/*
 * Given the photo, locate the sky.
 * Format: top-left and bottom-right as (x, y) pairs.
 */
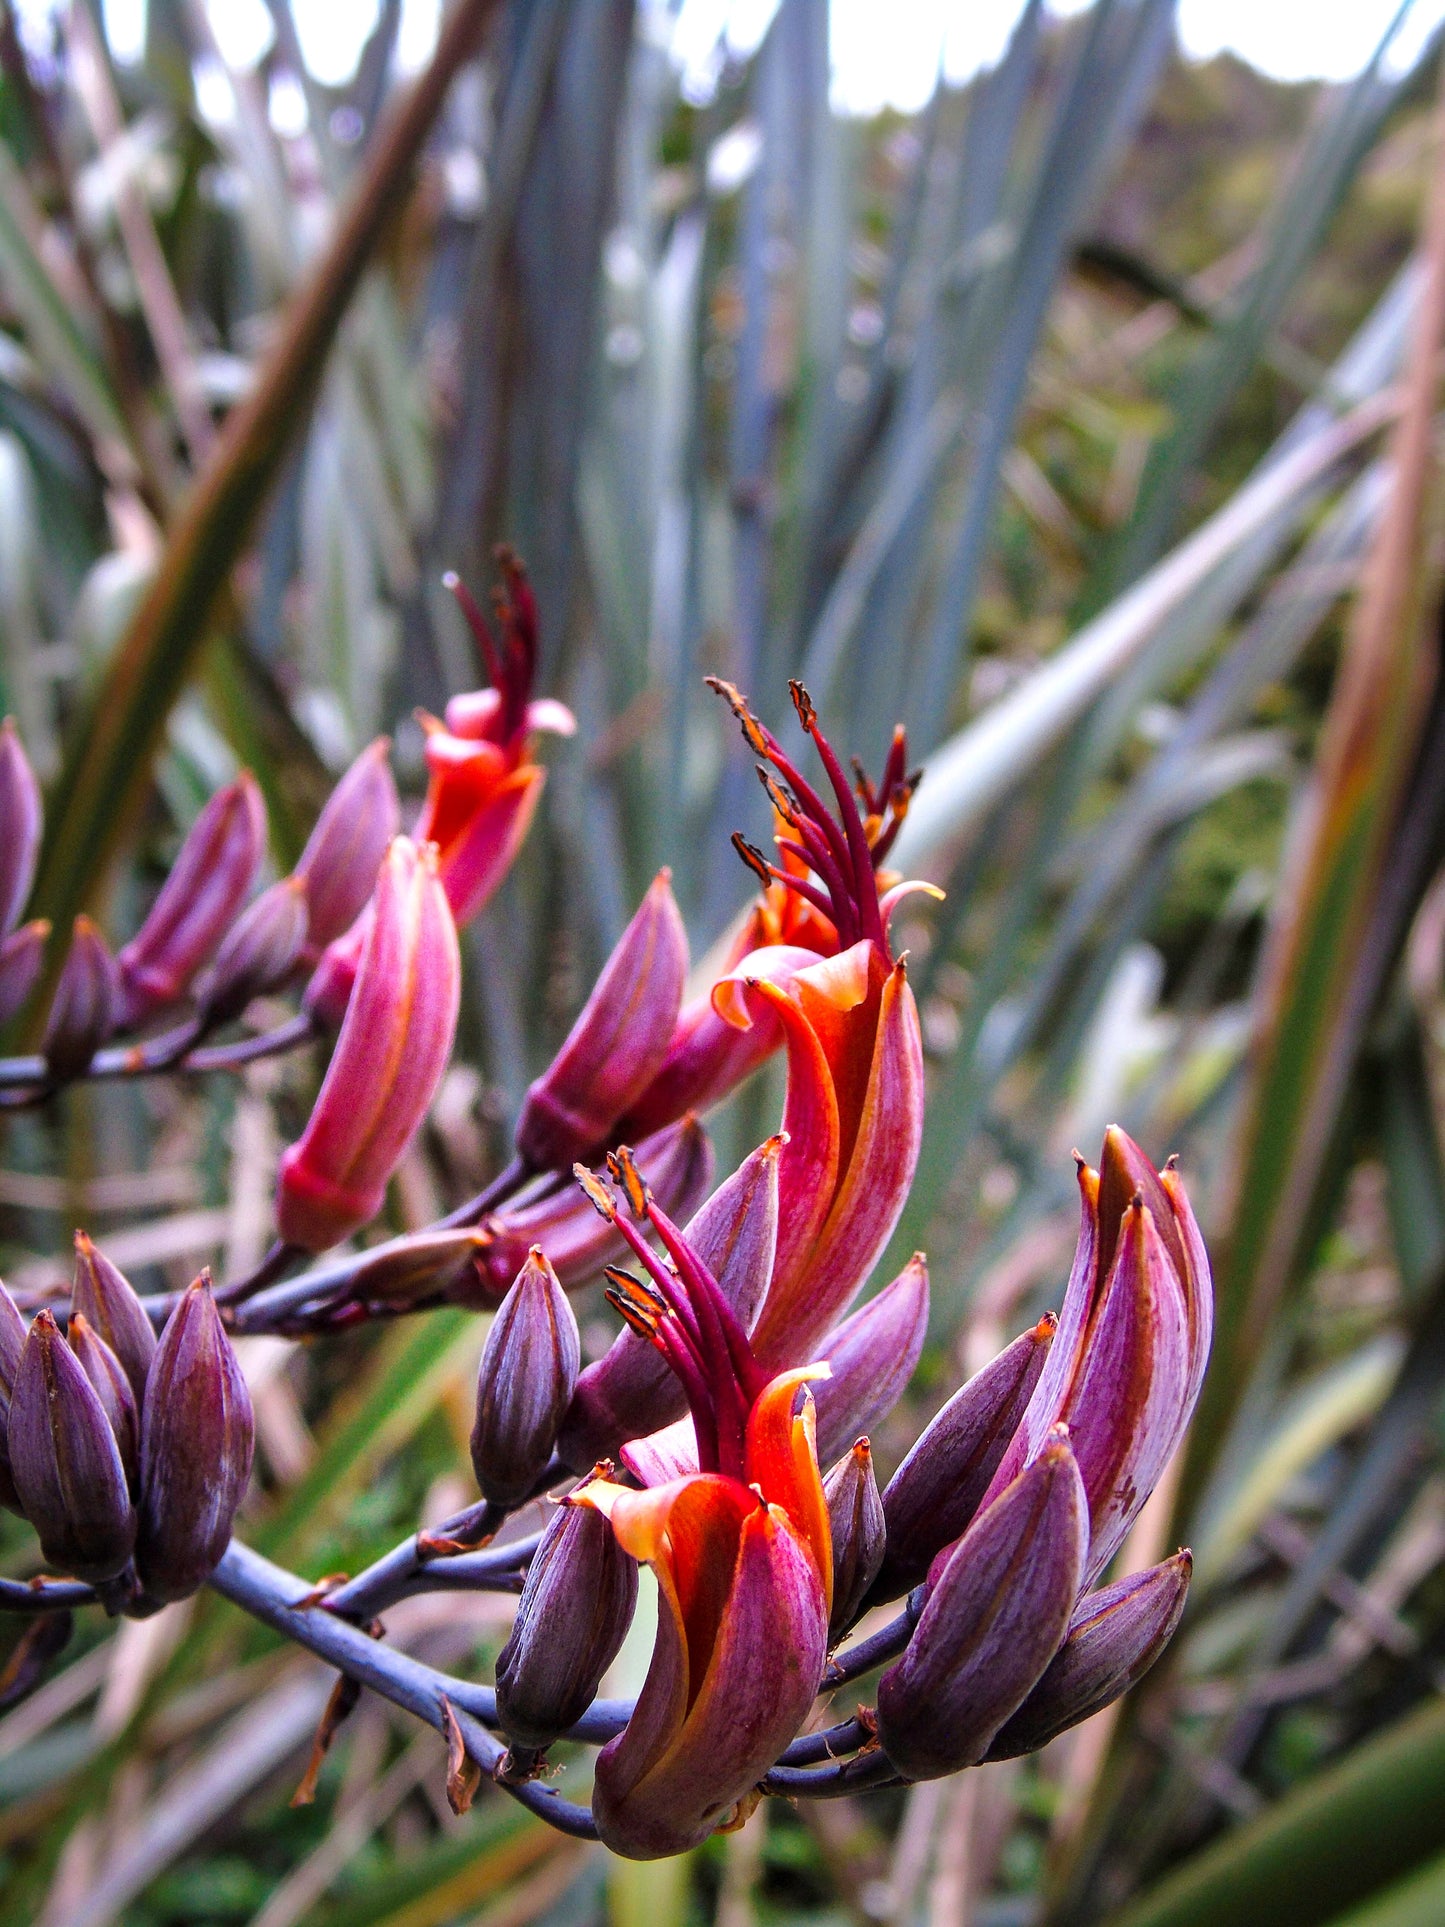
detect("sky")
(92, 0), (1445, 113)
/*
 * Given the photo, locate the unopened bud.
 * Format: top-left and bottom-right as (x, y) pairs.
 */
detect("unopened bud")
(515, 872), (688, 1170)
(7, 1310), (136, 1581)
(986, 1551), (1192, 1760)
(825, 1440), (886, 1638)
(0, 919), (47, 1026)
(44, 916), (120, 1078)
(67, 1313), (139, 1490)
(811, 1255), (930, 1468)
(0, 1280), (27, 1513)
(293, 737), (399, 948)
(197, 877), (309, 1026)
(278, 839), (460, 1251)
(116, 773), (267, 1026)
(496, 1485), (639, 1748)
(135, 1276), (254, 1602)
(71, 1233), (156, 1406)
(871, 1313), (1054, 1605)
(877, 1430), (1087, 1781)
(0, 718), (41, 937)
(471, 1249), (580, 1506)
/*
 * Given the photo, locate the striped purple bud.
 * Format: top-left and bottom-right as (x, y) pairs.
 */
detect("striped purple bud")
(825, 1439), (886, 1638)
(135, 1276), (254, 1602)
(876, 1428), (1087, 1781)
(43, 916), (120, 1079)
(67, 1313), (139, 1491)
(986, 1550), (1192, 1759)
(495, 1485), (639, 1749)
(471, 1248), (580, 1506)
(71, 1232), (156, 1407)
(466, 1117), (713, 1308)
(7, 1310), (136, 1582)
(873, 1313), (1055, 1605)
(0, 1280), (27, 1513)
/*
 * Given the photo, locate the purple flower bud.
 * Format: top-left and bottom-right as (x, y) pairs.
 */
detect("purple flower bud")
(825, 1439), (886, 1638)
(0, 919), (48, 1026)
(293, 737), (400, 948)
(986, 1551), (1192, 1759)
(876, 1428), (1087, 1781)
(871, 1313), (1055, 1605)
(978, 1132), (1210, 1588)
(71, 1232), (156, 1407)
(811, 1254), (930, 1468)
(136, 1276), (254, 1602)
(67, 1313), (139, 1491)
(515, 872), (689, 1170)
(0, 1280), (28, 1513)
(196, 877), (309, 1026)
(558, 1135), (781, 1470)
(7, 1310), (136, 1582)
(0, 718), (41, 937)
(496, 1487), (639, 1748)
(43, 916), (120, 1079)
(116, 773), (267, 1027)
(471, 1248), (580, 1506)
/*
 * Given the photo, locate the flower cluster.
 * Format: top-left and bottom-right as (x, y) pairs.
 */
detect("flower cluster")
(0, 1239), (253, 1608)
(0, 566), (1213, 1860)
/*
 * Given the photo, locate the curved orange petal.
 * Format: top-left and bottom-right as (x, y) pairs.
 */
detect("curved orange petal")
(593, 1499), (828, 1858)
(744, 1367), (832, 1603)
(735, 978), (840, 1318)
(755, 959), (923, 1362)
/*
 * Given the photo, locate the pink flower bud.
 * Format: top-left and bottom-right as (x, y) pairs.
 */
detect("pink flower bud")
(293, 737), (400, 949)
(0, 920), (48, 1026)
(515, 872), (688, 1170)
(44, 916), (120, 1079)
(116, 773), (266, 1026)
(277, 838), (461, 1251)
(0, 718), (41, 937)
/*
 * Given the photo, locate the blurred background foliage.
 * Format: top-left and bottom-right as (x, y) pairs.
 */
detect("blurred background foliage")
(6, 0), (1445, 1922)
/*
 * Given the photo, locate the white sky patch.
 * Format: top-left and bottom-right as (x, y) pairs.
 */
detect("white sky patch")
(71, 0), (1445, 115)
